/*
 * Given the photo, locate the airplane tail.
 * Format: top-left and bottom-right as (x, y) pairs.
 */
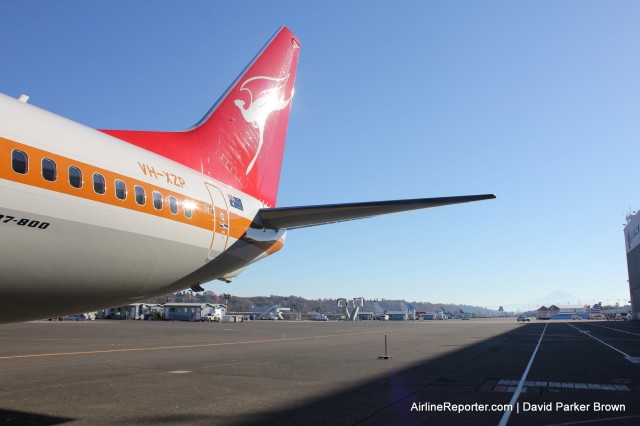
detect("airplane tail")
(101, 27), (300, 207)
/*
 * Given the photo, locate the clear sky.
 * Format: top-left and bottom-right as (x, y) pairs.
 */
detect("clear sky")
(1, 1), (638, 309)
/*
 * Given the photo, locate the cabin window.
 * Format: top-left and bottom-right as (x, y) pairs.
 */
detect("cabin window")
(115, 179), (127, 200)
(93, 173), (106, 195)
(42, 158), (57, 182)
(69, 166), (83, 188)
(152, 191), (163, 210)
(11, 150), (28, 174)
(133, 185), (147, 206)
(169, 196), (178, 215)
(184, 201), (193, 219)
(134, 186), (146, 205)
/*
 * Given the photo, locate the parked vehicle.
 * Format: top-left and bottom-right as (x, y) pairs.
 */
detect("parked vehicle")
(199, 313), (218, 322)
(517, 316), (530, 322)
(63, 314), (86, 321)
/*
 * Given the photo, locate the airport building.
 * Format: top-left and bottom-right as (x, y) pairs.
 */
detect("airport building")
(624, 211), (640, 320)
(163, 303), (225, 321)
(418, 313), (438, 320)
(556, 305), (588, 318)
(357, 312), (374, 321)
(386, 311), (408, 321)
(98, 304), (162, 320)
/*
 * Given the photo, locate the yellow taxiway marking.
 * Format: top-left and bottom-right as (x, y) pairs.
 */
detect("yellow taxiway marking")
(0, 329), (391, 360)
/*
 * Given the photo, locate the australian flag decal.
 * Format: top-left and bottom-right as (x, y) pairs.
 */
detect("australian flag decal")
(228, 194), (244, 211)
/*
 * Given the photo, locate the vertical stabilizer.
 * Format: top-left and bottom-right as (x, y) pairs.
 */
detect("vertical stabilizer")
(102, 27), (300, 207)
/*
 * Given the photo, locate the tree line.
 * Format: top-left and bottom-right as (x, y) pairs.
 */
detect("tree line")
(146, 291), (497, 315)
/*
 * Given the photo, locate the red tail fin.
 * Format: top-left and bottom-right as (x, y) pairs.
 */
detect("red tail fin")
(101, 27), (300, 207)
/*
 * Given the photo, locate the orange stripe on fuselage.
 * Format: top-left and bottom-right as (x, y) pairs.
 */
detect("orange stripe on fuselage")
(0, 136), (253, 239)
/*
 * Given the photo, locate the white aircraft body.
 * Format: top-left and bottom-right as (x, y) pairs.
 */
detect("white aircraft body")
(0, 27), (494, 323)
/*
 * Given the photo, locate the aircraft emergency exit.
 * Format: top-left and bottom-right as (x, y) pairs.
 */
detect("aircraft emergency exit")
(0, 27), (495, 323)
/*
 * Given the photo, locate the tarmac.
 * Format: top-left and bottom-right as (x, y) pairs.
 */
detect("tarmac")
(0, 318), (639, 425)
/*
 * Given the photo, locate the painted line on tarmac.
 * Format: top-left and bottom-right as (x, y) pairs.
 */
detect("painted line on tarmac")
(498, 322), (548, 426)
(0, 329), (391, 360)
(565, 322), (632, 358)
(492, 379), (629, 392)
(584, 323), (640, 337)
(543, 414), (640, 426)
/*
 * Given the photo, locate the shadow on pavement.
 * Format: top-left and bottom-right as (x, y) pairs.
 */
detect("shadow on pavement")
(0, 409), (73, 425)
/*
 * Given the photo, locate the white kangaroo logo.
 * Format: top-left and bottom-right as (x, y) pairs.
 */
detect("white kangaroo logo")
(234, 75), (291, 175)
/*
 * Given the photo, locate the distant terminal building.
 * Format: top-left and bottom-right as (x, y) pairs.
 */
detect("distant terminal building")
(418, 313), (437, 320)
(386, 311), (408, 321)
(625, 211), (640, 320)
(357, 312), (374, 321)
(98, 304), (161, 320)
(163, 303), (224, 321)
(536, 305), (559, 319)
(304, 312), (328, 321)
(556, 305), (588, 319)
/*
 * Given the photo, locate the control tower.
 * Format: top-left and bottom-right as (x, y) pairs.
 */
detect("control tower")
(624, 210), (640, 320)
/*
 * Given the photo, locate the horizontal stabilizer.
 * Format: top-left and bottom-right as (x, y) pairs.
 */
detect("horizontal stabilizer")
(258, 194), (496, 230)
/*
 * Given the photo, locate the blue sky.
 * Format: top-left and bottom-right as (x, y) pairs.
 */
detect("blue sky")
(1, 1), (638, 308)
